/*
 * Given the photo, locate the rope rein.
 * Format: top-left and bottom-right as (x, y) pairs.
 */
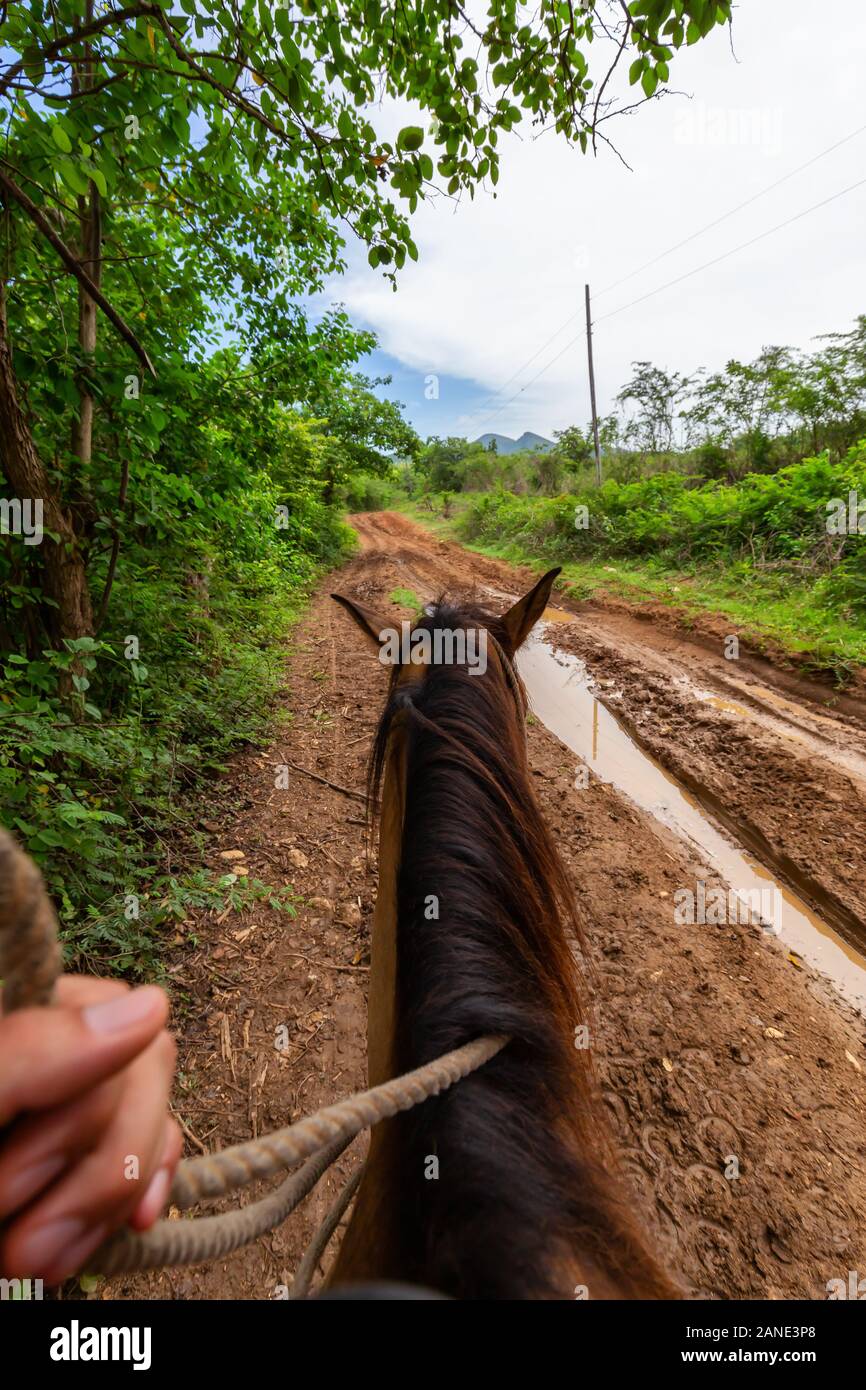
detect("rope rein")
(0, 830), (508, 1288)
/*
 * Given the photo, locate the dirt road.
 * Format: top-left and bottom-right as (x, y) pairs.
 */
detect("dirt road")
(112, 511), (866, 1302)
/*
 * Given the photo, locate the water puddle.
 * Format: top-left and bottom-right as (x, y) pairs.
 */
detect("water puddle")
(541, 605), (577, 625)
(746, 682), (847, 728)
(517, 628), (866, 1017)
(701, 695), (753, 718)
(688, 680), (866, 783)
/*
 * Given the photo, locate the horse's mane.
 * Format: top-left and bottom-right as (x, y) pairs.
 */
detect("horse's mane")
(366, 599), (676, 1299)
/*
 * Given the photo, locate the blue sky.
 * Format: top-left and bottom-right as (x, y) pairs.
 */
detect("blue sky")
(324, 0), (866, 446)
(359, 346), (509, 444)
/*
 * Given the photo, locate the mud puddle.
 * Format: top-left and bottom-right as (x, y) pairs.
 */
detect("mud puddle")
(517, 628), (866, 1017)
(686, 681), (866, 784)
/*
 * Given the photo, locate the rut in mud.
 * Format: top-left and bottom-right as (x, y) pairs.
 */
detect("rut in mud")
(112, 511), (866, 1302)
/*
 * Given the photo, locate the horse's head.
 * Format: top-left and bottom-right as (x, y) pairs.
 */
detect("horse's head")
(331, 565), (560, 726)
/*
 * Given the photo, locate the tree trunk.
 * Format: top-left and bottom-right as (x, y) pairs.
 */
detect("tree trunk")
(72, 9), (101, 472)
(72, 181), (101, 468)
(0, 280), (94, 645)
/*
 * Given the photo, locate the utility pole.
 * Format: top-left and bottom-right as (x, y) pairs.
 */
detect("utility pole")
(585, 283), (602, 486)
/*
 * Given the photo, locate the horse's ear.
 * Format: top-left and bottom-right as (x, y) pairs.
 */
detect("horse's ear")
(331, 593), (392, 650)
(500, 567), (562, 651)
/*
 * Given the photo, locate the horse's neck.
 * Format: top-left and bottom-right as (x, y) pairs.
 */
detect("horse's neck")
(366, 743), (405, 1087)
(329, 686), (676, 1297)
(326, 744), (406, 1287)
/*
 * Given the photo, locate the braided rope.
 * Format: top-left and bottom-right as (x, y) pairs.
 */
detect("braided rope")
(88, 1033), (506, 1273)
(0, 830), (63, 1012)
(168, 1032), (506, 1209)
(0, 828), (509, 1275)
(290, 1164), (365, 1300)
(90, 1131), (353, 1276)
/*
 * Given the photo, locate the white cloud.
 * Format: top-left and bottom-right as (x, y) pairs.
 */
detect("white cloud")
(328, 0), (866, 439)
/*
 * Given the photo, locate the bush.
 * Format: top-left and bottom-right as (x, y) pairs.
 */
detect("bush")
(459, 443), (866, 586)
(341, 472), (398, 511)
(0, 439), (353, 975)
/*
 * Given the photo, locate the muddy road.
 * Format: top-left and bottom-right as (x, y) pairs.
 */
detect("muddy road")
(115, 511), (866, 1302)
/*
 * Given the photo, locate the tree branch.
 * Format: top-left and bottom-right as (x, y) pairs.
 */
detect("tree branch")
(150, 9), (294, 145)
(0, 163), (156, 376)
(592, 10), (631, 152)
(0, 2), (160, 103)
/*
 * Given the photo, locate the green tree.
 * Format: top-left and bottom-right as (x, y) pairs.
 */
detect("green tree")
(532, 451), (566, 494)
(0, 0), (733, 650)
(418, 436), (473, 492)
(617, 361), (692, 454)
(684, 348), (792, 476)
(553, 425), (594, 468)
(305, 373), (420, 503)
(773, 318), (866, 457)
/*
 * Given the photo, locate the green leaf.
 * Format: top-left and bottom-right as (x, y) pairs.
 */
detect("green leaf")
(58, 159), (89, 197)
(51, 123), (72, 153)
(88, 166), (108, 198)
(641, 68), (658, 98)
(396, 126), (424, 152)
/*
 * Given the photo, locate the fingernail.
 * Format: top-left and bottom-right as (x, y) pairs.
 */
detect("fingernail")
(83, 986), (163, 1035)
(135, 1166), (172, 1227)
(0, 1153), (65, 1218)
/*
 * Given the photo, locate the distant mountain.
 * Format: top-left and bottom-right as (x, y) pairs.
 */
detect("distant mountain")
(474, 431), (554, 455)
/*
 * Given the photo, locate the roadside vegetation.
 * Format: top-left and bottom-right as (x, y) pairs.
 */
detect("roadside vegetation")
(1, 361), (417, 975)
(383, 316), (866, 674)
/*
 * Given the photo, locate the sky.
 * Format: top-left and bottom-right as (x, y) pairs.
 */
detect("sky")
(318, 0), (866, 445)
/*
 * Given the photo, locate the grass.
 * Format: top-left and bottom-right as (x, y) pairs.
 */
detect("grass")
(389, 586), (424, 609)
(400, 496), (866, 679)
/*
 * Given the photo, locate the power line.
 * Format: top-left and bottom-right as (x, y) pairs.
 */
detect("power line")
(594, 174), (866, 324)
(470, 173), (866, 434)
(594, 119), (866, 300)
(469, 325), (587, 436)
(467, 120), (866, 429)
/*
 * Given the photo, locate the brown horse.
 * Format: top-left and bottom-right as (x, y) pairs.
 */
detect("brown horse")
(329, 568), (677, 1299)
